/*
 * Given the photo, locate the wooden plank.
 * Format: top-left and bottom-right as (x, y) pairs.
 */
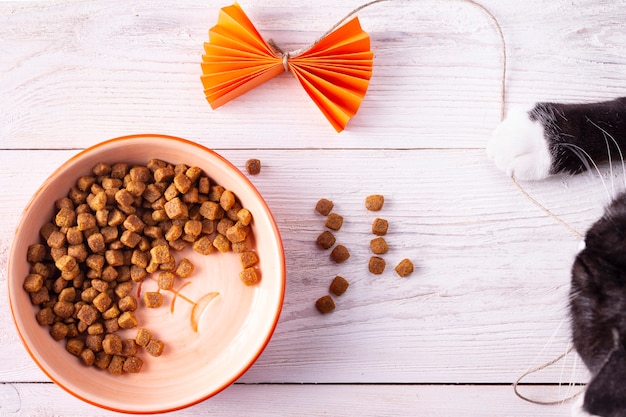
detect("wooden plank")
(0, 1), (624, 149)
(0, 382), (579, 416)
(0, 148), (607, 384)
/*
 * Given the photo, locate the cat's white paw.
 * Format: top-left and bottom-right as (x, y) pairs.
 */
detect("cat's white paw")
(487, 106), (553, 180)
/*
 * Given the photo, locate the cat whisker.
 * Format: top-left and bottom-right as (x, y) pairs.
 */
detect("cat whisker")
(559, 142), (612, 202)
(588, 117), (626, 192)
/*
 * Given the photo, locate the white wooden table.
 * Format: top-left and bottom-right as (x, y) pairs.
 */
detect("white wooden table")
(1, 1), (624, 415)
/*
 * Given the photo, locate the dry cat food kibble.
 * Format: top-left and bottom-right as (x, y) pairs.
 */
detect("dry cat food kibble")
(370, 237), (389, 254)
(368, 256), (386, 274)
(23, 159), (260, 375)
(330, 244), (350, 263)
(365, 194), (384, 211)
(395, 258), (415, 277)
(245, 158), (261, 175)
(315, 198), (334, 216)
(315, 295), (336, 314)
(325, 212), (344, 231)
(329, 276), (349, 296)
(316, 230), (336, 250)
(371, 218), (389, 236)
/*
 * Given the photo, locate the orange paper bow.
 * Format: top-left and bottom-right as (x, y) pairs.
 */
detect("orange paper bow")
(201, 3), (374, 132)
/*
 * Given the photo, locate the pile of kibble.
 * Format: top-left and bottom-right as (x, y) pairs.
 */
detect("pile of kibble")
(23, 159), (259, 375)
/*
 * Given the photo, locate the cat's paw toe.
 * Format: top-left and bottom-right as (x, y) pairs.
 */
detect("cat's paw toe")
(487, 106), (553, 180)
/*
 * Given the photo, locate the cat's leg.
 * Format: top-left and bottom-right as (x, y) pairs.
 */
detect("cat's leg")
(488, 98), (626, 180)
(487, 105), (553, 180)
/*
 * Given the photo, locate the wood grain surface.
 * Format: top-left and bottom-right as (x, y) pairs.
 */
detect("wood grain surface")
(1, 0), (624, 415)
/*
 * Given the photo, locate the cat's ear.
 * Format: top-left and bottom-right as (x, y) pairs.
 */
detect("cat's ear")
(584, 347), (626, 417)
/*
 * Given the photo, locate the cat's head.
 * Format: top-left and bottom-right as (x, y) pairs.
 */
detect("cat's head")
(571, 192), (626, 416)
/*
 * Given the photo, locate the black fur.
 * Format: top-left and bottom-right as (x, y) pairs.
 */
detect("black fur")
(533, 98), (626, 416)
(529, 97), (626, 175)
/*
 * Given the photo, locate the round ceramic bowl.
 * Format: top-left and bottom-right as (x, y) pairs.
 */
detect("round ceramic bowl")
(8, 134), (285, 414)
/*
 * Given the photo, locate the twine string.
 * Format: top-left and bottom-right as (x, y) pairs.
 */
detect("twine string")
(513, 345), (585, 406)
(270, 0), (390, 70)
(472, 0), (586, 404)
(271, 0), (583, 404)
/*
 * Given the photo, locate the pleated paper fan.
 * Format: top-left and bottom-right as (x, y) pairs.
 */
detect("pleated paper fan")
(200, 3), (374, 132)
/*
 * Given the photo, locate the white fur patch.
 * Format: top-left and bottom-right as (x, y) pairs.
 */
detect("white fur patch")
(487, 105), (553, 180)
(571, 394), (599, 417)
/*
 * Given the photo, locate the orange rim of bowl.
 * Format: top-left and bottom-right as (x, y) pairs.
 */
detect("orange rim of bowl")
(7, 133), (286, 414)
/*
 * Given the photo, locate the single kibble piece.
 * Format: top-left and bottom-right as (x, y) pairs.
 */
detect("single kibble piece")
(365, 194), (384, 211)
(26, 244), (47, 263)
(316, 230), (336, 250)
(371, 218), (389, 236)
(23, 273), (44, 293)
(245, 159), (261, 175)
(212, 234), (230, 253)
(135, 328), (152, 347)
(176, 258), (194, 278)
(121, 339), (138, 357)
(118, 311), (138, 329)
(370, 237), (389, 254)
(77, 304), (98, 326)
(158, 271), (175, 290)
(240, 251), (259, 269)
(329, 276), (349, 296)
(192, 236), (214, 255)
(164, 197), (188, 219)
(240, 267), (260, 286)
(315, 198), (334, 216)
(146, 339), (165, 357)
(330, 245), (350, 263)
(123, 356), (143, 373)
(103, 334), (123, 355)
(395, 258), (415, 277)
(143, 292), (163, 308)
(94, 352), (112, 370)
(150, 245), (171, 264)
(108, 355), (125, 375)
(220, 190), (235, 211)
(66, 338), (85, 357)
(325, 213), (344, 231)
(80, 348), (95, 367)
(315, 295), (335, 314)
(368, 256), (386, 274)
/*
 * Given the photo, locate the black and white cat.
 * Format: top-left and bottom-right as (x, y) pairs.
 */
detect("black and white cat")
(488, 97), (626, 417)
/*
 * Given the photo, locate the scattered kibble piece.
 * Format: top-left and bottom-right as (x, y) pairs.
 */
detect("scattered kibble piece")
(325, 213), (344, 231)
(240, 251), (259, 268)
(368, 256), (386, 274)
(365, 194), (384, 211)
(145, 339), (165, 357)
(315, 198), (334, 216)
(316, 230), (336, 250)
(175, 258), (194, 278)
(240, 267), (260, 286)
(330, 245), (350, 263)
(245, 158), (261, 175)
(143, 292), (163, 308)
(329, 276), (349, 296)
(395, 258), (415, 277)
(315, 295), (335, 314)
(135, 328), (152, 347)
(371, 218), (389, 236)
(123, 356), (143, 373)
(370, 237), (389, 255)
